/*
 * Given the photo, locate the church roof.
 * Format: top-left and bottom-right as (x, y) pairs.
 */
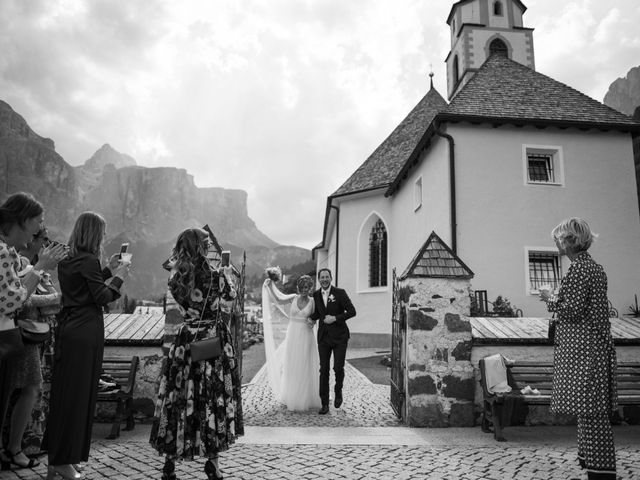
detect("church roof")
(400, 231), (474, 280)
(332, 87), (448, 197)
(443, 54), (639, 128)
(316, 53), (640, 253)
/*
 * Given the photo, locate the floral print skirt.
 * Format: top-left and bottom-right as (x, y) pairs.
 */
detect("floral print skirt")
(149, 319), (243, 460)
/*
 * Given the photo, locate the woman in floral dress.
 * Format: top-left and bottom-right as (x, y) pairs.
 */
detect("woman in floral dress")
(150, 228), (243, 480)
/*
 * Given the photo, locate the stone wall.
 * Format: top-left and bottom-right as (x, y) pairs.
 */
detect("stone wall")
(97, 345), (164, 423)
(402, 276), (475, 427)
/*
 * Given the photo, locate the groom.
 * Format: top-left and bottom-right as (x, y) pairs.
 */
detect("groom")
(310, 268), (356, 415)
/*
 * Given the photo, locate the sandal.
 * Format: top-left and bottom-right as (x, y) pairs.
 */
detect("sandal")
(6, 449), (40, 469)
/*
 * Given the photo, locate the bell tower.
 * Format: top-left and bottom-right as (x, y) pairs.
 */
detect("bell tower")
(445, 0), (535, 99)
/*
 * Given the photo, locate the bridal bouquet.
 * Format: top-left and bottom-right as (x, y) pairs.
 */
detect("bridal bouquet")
(265, 266), (282, 282)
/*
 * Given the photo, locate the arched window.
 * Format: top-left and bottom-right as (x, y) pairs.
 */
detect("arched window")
(453, 55), (459, 82)
(489, 38), (508, 57)
(369, 220), (387, 287)
(493, 1), (503, 16)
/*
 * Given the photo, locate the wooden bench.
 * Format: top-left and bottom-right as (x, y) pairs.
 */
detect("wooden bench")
(97, 355), (140, 440)
(479, 359), (640, 441)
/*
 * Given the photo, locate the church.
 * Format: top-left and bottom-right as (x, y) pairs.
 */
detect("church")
(313, 0), (640, 347)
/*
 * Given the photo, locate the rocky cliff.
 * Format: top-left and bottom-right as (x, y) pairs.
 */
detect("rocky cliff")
(603, 66), (640, 116)
(0, 100), (77, 236)
(603, 66), (640, 235)
(0, 100), (309, 299)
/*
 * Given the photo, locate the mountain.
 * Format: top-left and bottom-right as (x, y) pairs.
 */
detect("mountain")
(603, 66), (640, 116)
(0, 100), (78, 232)
(603, 66), (640, 217)
(0, 100), (311, 299)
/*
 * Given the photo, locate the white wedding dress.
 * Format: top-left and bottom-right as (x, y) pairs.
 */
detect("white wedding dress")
(262, 281), (321, 411)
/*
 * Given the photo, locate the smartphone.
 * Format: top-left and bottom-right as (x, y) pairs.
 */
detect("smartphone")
(221, 250), (231, 267)
(119, 243), (129, 259)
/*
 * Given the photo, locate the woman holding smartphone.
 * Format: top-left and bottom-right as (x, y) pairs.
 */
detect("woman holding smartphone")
(42, 212), (130, 480)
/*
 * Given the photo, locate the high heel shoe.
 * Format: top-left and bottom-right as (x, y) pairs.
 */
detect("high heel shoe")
(204, 459), (223, 480)
(46, 464), (83, 479)
(161, 458), (176, 480)
(6, 449), (39, 469)
(0, 448), (11, 471)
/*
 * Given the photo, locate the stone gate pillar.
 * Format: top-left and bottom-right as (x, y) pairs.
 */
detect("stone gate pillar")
(398, 232), (475, 427)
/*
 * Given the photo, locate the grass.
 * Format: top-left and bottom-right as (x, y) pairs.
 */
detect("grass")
(348, 355), (391, 385)
(241, 341), (265, 383)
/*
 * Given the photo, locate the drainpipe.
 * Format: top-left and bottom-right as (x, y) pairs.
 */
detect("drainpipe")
(434, 123), (457, 254)
(330, 204), (340, 285)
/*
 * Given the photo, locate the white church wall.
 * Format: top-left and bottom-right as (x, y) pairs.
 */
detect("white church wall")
(334, 194), (393, 337)
(390, 136), (451, 275)
(450, 123), (640, 317)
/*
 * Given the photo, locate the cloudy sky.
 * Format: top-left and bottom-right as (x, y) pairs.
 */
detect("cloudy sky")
(1, 0), (639, 249)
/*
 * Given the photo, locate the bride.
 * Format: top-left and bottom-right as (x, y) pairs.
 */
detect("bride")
(261, 274), (321, 411)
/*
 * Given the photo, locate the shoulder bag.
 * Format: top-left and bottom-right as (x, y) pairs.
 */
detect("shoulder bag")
(18, 319), (50, 344)
(189, 268), (223, 362)
(0, 315), (24, 359)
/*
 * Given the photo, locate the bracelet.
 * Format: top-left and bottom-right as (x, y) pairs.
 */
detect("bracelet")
(30, 268), (45, 278)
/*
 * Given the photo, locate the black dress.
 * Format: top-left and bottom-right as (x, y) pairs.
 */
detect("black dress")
(42, 251), (122, 465)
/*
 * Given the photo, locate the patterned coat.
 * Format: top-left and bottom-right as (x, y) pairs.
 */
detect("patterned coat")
(546, 252), (617, 416)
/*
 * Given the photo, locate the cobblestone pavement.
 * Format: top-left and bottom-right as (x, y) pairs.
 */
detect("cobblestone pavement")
(2, 355), (639, 480)
(242, 362), (401, 427)
(3, 439), (639, 479)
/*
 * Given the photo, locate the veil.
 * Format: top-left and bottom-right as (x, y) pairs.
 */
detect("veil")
(261, 280), (296, 400)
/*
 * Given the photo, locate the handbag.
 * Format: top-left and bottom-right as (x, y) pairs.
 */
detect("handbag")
(0, 326), (24, 358)
(189, 269), (223, 362)
(18, 319), (50, 344)
(547, 315), (556, 344)
(190, 335), (223, 362)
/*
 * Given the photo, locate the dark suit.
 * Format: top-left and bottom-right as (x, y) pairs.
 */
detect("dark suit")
(311, 286), (356, 406)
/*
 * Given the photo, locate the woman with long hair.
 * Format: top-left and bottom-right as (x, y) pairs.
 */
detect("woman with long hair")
(150, 228), (243, 480)
(0, 193), (66, 472)
(42, 212), (129, 480)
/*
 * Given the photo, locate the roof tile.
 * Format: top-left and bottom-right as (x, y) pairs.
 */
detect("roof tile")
(446, 54), (638, 126)
(334, 54), (639, 200)
(400, 231), (474, 279)
(332, 88), (448, 196)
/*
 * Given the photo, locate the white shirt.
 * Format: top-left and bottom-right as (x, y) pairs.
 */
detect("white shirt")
(322, 288), (330, 306)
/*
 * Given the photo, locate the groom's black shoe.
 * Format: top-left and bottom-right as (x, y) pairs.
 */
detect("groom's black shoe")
(318, 405), (329, 415)
(334, 395), (343, 409)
